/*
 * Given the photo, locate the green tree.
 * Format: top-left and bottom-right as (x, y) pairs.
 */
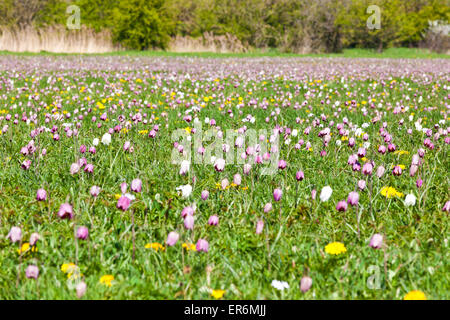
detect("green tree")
(111, 0), (175, 50)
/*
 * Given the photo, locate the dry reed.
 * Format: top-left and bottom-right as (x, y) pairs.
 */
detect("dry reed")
(0, 25), (118, 53)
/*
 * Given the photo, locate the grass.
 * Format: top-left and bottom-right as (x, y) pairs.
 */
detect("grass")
(0, 54), (448, 300)
(0, 47), (448, 59)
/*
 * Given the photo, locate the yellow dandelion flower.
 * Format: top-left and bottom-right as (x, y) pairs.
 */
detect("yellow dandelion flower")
(17, 243), (38, 254)
(61, 263), (77, 274)
(182, 243), (197, 251)
(100, 275), (114, 287)
(145, 243), (165, 252)
(211, 290), (225, 299)
(393, 150), (409, 156)
(380, 186), (404, 199)
(404, 290), (426, 300)
(114, 193), (122, 200)
(325, 242), (347, 255)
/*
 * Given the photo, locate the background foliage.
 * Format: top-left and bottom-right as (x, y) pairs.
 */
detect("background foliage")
(0, 0), (449, 52)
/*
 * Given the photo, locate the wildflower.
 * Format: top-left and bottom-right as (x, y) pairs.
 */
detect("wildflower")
(145, 243), (165, 251)
(443, 201), (450, 213)
(117, 196), (131, 211)
(176, 184), (192, 198)
(320, 186), (332, 202)
(271, 280), (289, 291)
(376, 165), (385, 178)
(348, 138), (355, 147)
(404, 194), (416, 206)
(196, 239), (209, 252)
(347, 192), (359, 206)
(76, 281), (87, 298)
(70, 162), (80, 175)
(131, 178), (142, 193)
(221, 178), (229, 190)
(296, 170), (305, 181)
(182, 243), (197, 251)
(120, 182), (127, 194)
(380, 186), (403, 198)
(416, 179), (423, 188)
(201, 190), (209, 200)
(264, 203), (272, 213)
(418, 148), (425, 157)
(325, 242), (347, 255)
(180, 160), (190, 175)
(25, 265), (39, 279)
(357, 147), (366, 158)
(336, 200), (348, 212)
(278, 160), (287, 170)
(99, 275), (114, 287)
(84, 163), (94, 173)
(61, 263), (77, 274)
(392, 165), (403, 176)
(17, 242), (38, 254)
(378, 145), (387, 154)
(101, 133), (111, 145)
(404, 290), (426, 300)
(7, 226), (22, 243)
(214, 158), (225, 172)
(211, 289), (225, 299)
(90, 185), (101, 197)
(76, 226), (89, 240)
(181, 206), (194, 218)
(369, 234), (383, 249)
(29, 232), (40, 246)
(358, 180), (366, 190)
(166, 232), (179, 246)
(362, 162), (373, 175)
(123, 141), (131, 151)
(58, 203), (73, 219)
(233, 173), (242, 186)
(36, 189), (47, 201)
(184, 215), (194, 230)
(256, 219), (264, 234)
(300, 276), (312, 293)
(409, 165), (418, 177)
(411, 154), (420, 166)
(273, 188), (282, 202)
(208, 215), (219, 226)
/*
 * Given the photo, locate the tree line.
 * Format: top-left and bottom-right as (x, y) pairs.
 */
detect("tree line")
(0, 0), (448, 52)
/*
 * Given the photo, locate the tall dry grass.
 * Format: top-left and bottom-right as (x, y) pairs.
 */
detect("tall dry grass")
(0, 25), (118, 53)
(169, 32), (247, 53)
